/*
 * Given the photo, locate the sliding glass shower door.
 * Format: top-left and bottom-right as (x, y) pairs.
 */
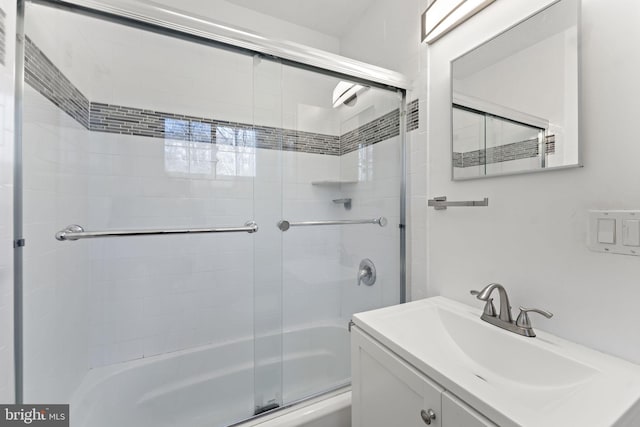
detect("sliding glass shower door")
(23, 4), (278, 424)
(279, 64), (403, 404)
(251, 55), (284, 415)
(20, 2), (403, 426)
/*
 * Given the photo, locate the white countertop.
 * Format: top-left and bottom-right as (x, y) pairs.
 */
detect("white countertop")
(353, 296), (640, 427)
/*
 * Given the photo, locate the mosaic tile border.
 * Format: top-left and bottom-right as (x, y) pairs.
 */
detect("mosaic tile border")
(407, 99), (419, 132)
(25, 36), (91, 128)
(341, 100), (419, 155)
(89, 103), (341, 155)
(453, 135), (556, 168)
(25, 35), (419, 156)
(0, 8), (5, 66)
(341, 108), (400, 155)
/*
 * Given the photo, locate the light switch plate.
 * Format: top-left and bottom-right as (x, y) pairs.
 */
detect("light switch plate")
(597, 218), (616, 244)
(588, 210), (640, 256)
(622, 219), (640, 247)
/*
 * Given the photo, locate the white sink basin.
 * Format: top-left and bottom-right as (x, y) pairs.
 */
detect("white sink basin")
(437, 305), (597, 386)
(353, 296), (640, 426)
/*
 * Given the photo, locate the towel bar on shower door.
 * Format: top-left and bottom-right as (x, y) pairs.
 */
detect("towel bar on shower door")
(55, 221), (259, 241)
(277, 217), (387, 231)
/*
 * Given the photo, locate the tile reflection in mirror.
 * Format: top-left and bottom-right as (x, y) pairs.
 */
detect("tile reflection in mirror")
(451, 0), (580, 180)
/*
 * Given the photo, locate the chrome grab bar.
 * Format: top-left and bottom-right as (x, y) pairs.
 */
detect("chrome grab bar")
(55, 221), (259, 241)
(277, 217), (387, 232)
(428, 196), (489, 210)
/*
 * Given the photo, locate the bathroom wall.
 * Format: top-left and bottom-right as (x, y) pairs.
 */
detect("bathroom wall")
(336, 88), (404, 315)
(22, 85), (91, 402)
(152, 0), (341, 54)
(0, 0), (15, 404)
(339, 0), (422, 81)
(341, 0), (640, 364)
(340, 0), (428, 301)
(424, 0), (640, 364)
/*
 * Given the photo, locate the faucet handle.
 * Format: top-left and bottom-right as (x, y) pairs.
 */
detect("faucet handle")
(516, 307), (553, 328)
(470, 290), (496, 317)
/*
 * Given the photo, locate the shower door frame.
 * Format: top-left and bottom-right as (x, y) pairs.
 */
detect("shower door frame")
(13, 0), (409, 406)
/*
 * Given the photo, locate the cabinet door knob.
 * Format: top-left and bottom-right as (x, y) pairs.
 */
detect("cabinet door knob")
(420, 409), (436, 425)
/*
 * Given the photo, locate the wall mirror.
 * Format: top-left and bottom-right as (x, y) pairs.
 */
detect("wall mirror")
(451, 0), (580, 180)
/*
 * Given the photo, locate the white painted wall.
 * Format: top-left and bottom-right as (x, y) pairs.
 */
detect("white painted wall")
(339, 0), (422, 81)
(424, 0), (640, 364)
(0, 0), (16, 405)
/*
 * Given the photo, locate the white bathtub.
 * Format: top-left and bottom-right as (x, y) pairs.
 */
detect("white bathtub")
(70, 324), (351, 427)
(237, 390), (351, 427)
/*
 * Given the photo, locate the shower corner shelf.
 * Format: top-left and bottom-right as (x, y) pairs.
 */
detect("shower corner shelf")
(311, 180), (358, 186)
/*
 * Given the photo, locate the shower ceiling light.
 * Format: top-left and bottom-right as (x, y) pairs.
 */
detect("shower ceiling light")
(421, 0), (496, 44)
(332, 81), (367, 108)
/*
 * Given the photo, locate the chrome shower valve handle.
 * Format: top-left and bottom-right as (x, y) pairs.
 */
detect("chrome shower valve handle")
(358, 259), (376, 286)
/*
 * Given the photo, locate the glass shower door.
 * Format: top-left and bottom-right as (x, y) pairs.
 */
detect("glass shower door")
(20, 1), (404, 425)
(279, 64), (403, 404)
(251, 54), (284, 415)
(20, 3), (279, 426)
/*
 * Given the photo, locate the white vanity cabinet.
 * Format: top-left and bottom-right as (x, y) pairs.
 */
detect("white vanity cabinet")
(351, 326), (496, 427)
(350, 297), (640, 426)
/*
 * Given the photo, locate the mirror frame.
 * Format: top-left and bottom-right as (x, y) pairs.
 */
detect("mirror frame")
(449, 0), (583, 181)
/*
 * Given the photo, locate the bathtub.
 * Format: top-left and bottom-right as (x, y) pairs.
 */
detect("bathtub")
(70, 324), (351, 427)
(236, 389), (351, 427)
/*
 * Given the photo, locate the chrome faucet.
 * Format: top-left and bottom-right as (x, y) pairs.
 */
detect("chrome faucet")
(471, 283), (512, 322)
(470, 283), (553, 338)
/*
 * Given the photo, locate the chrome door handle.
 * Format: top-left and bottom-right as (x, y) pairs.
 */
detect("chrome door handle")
(420, 409), (436, 425)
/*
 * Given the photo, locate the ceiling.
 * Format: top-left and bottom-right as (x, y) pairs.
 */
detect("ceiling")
(225, 0), (375, 38)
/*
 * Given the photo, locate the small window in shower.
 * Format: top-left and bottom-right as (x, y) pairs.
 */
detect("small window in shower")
(215, 126), (256, 177)
(164, 118), (217, 177)
(358, 144), (374, 181)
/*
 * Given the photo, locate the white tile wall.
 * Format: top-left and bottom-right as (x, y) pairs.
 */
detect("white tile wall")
(0, 0), (16, 404)
(338, 137), (402, 314)
(84, 129), (257, 366)
(22, 87), (90, 402)
(21, 2), (405, 410)
(280, 135), (402, 405)
(26, 3), (342, 137)
(340, 0), (428, 302)
(337, 88), (400, 135)
(78, 130), (402, 371)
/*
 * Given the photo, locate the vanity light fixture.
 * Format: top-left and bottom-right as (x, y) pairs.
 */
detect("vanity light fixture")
(421, 0), (496, 44)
